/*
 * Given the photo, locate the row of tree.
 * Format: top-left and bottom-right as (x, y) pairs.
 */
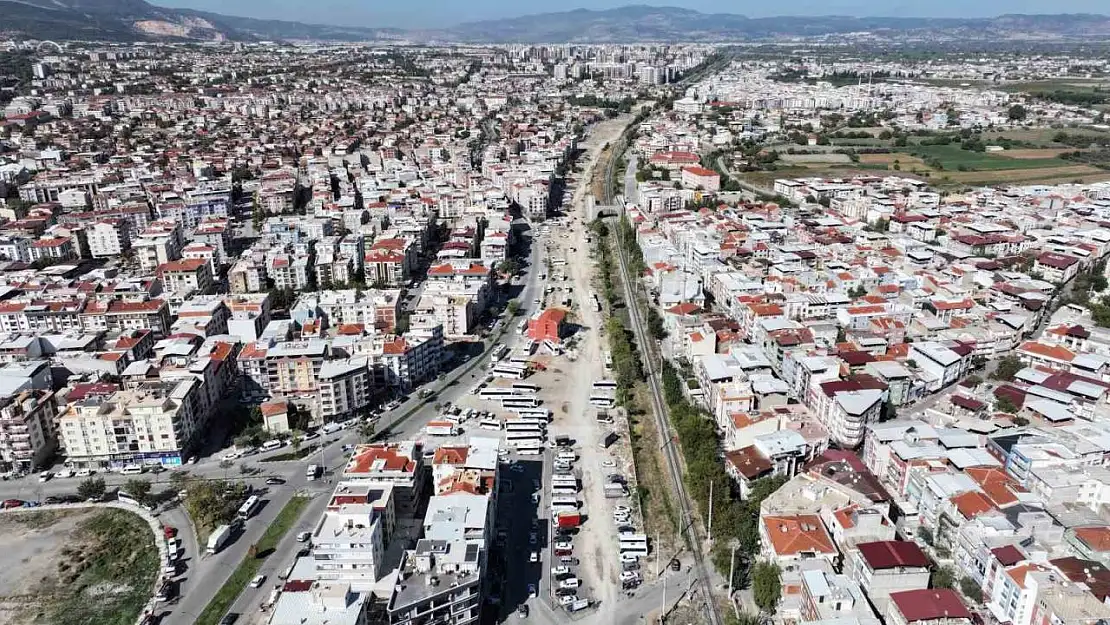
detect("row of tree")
(659, 363), (786, 609)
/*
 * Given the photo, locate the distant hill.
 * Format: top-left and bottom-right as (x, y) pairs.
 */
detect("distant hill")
(0, 0), (402, 42)
(441, 5), (1110, 43)
(1, 1), (1109, 43)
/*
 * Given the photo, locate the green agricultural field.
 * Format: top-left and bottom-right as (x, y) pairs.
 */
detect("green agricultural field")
(909, 145), (1069, 171)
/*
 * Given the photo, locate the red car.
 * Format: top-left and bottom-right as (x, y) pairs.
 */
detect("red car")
(2, 499), (24, 509)
(163, 525), (178, 539)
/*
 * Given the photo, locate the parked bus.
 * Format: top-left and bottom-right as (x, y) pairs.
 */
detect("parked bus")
(490, 344), (509, 363)
(551, 475), (577, 486)
(509, 407), (551, 420)
(507, 356), (532, 366)
(619, 533), (649, 552)
(589, 392), (616, 409)
(518, 416), (550, 426)
(237, 495), (262, 520)
(511, 383), (539, 395)
(552, 485), (578, 496)
(492, 366), (527, 380)
(619, 542), (649, 557)
(522, 340), (538, 356)
(517, 444), (544, 456)
(479, 387), (520, 399)
(507, 432), (545, 445)
(501, 397), (541, 409)
(592, 380), (618, 391)
(517, 319), (529, 335)
(504, 420), (545, 433)
(478, 419), (502, 431)
(550, 503), (578, 516)
(550, 496), (580, 508)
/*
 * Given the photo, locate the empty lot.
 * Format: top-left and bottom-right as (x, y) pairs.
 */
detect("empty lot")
(0, 508), (158, 625)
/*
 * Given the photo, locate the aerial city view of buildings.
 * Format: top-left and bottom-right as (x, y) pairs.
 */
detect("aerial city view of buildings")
(3, 5), (1110, 625)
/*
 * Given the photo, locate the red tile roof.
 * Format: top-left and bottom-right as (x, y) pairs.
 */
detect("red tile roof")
(856, 540), (930, 570)
(890, 589), (971, 623)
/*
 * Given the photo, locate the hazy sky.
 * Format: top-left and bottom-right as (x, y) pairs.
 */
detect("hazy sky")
(155, 0), (1110, 28)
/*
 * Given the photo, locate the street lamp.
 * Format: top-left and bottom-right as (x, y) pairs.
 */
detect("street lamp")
(727, 538), (741, 619)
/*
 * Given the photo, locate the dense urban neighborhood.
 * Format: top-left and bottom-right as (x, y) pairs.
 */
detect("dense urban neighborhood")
(3, 21), (1110, 625)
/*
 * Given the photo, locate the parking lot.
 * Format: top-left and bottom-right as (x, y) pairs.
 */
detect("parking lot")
(421, 215), (659, 624)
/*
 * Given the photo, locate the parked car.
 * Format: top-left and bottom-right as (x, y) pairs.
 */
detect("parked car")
(250, 574), (266, 588)
(558, 595), (577, 606)
(558, 578), (580, 590)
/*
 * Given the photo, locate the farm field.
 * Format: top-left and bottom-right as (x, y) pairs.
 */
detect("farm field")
(908, 144), (1069, 170)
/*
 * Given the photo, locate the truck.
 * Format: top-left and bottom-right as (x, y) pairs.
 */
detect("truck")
(604, 482), (629, 499)
(425, 421), (457, 437)
(568, 598), (590, 612)
(306, 464), (320, 481)
(207, 524), (233, 555)
(555, 512), (582, 529)
(601, 431), (619, 449)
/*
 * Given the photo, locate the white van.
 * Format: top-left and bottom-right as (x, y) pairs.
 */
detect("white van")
(261, 439), (284, 452)
(121, 464), (144, 475)
(306, 464), (320, 480)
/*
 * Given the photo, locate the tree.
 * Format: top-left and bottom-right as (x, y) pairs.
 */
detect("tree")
(996, 396), (1019, 414)
(964, 375), (983, 388)
(932, 565), (956, 590)
(917, 525), (934, 546)
(78, 476), (107, 501)
(1007, 104), (1027, 121)
(497, 258), (521, 276)
(752, 561), (782, 612)
(506, 299), (521, 316)
(991, 355), (1024, 382)
(960, 577), (984, 603)
(358, 421), (376, 442)
(123, 478), (153, 505)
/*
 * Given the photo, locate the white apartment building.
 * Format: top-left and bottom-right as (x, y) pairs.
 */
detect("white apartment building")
(87, 219), (131, 258)
(57, 379), (203, 468)
(0, 389), (58, 472)
(387, 493), (491, 625)
(318, 357), (373, 420)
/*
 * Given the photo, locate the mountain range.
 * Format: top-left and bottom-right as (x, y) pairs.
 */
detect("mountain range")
(2, 1), (1110, 43)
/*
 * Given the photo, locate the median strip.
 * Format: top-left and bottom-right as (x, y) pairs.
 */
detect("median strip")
(194, 495), (310, 625)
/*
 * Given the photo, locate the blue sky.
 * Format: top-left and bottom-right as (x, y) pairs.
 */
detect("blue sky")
(155, 0), (1110, 28)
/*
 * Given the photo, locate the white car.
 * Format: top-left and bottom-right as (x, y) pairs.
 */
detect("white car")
(558, 578), (580, 589)
(620, 570), (640, 582)
(558, 594), (577, 606)
(75, 468), (92, 477)
(602, 459), (616, 468)
(614, 505), (631, 514)
(250, 574), (266, 588)
(55, 469), (74, 479)
(551, 566), (570, 576)
(620, 553), (640, 563)
(221, 450), (239, 461)
(530, 551), (540, 563)
(554, 541), (572, 551)
(38, 471), (52, 482)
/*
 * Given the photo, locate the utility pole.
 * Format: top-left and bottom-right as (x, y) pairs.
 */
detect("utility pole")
(661, 566), (667, 625)
(707, 479), (714, 542)
(728, 539), (740, 619)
